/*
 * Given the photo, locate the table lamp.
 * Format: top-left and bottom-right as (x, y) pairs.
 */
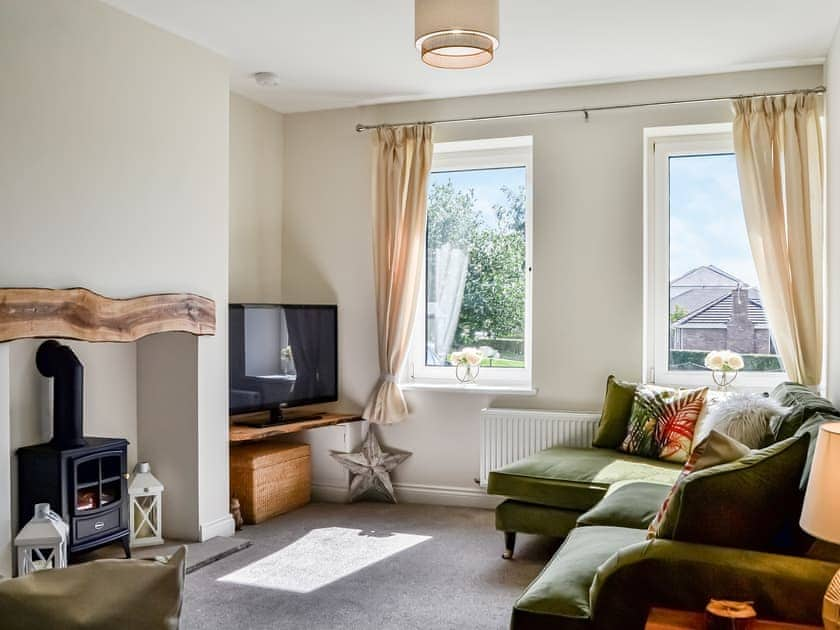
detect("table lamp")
(800, 422), (840, 630)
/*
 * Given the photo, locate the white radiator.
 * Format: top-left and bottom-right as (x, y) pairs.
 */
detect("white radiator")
(479, 408), (600, 487)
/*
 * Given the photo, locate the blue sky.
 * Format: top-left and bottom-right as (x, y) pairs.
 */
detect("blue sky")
(429, 166), (525, 227)
(669, 153), (758, 286)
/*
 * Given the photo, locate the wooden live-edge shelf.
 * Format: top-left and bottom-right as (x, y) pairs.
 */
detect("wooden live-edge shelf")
(228, 411), (363, 443)
(0, 287), (215, 343)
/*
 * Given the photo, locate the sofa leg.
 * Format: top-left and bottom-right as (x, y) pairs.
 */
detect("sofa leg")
(503, 531), (516, 559)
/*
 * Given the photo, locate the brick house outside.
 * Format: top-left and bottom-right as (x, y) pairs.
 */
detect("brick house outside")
(670, 265), (776, 355)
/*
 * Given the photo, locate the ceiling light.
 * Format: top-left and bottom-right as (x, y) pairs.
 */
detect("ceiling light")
(414, 0), (499, 70)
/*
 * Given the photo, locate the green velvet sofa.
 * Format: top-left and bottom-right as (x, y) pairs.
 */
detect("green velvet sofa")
(487, 382), (840, 629)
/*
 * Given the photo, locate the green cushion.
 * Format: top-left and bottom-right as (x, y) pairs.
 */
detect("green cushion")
(771, 382), (834, 408)
(576, 482), (671, 530)
(592, 375), (636, 449)
(648, 430), (751, 536)
(770, 382), (839, 440)
(487, 446), (681, 511)
(495, 499), (582, 539)
(512, 526), (646, 629)
(656, 435), (809, 552)
(793, 412), (840, 490)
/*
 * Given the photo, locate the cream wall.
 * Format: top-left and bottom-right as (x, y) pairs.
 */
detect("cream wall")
(0, 0), (233, 573)
(825, 26), (840, 403)
(281, 66), (824, 501)
(230, 94), (285, 303)
(9, 341), (138, 467)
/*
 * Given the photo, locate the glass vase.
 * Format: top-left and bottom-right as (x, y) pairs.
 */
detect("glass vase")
(712, 369), (738, 391)
(455, 363), (480, 384)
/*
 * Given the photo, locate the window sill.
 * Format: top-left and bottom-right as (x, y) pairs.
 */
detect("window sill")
(400, 382), (537, 396)
(651, 370), (787, 393)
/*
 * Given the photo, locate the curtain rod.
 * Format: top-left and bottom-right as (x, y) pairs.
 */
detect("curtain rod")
(354, 85), (826, 132)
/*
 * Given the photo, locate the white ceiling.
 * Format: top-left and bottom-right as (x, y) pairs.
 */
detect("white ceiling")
(103, 0), (840, 114)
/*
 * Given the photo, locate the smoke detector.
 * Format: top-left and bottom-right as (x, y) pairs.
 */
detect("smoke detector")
(253, 72), (281, 87)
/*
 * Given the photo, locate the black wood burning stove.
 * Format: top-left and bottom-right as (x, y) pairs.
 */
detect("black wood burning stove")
(17, 340), (131, 559)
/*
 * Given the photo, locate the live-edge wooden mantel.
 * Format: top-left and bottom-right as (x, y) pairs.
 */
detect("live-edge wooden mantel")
(0, 287), (216, 343)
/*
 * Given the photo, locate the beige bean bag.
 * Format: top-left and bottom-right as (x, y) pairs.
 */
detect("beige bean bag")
(0, 547), (185, 629)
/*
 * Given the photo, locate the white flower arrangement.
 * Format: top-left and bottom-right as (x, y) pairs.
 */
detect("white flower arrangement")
(704, 350), (745, 372)
(704, 350), (744, 391)
(450, 347), (484, 367)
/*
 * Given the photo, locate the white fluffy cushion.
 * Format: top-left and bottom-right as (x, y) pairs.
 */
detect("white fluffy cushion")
(691, 390), (734, 450)
(704, 393), (789, 448)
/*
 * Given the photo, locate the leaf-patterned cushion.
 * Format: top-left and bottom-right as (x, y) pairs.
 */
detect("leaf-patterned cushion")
(619, 386), (708, 463)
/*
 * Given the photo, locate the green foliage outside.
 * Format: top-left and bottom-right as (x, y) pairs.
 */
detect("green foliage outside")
(427, 178), (526, 364)
(445, 355), (526, 368)
(669, 349), (783, 372)
(670, 304), (688, 323)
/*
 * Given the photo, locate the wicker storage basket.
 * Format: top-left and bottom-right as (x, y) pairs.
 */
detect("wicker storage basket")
(229, 441), (311, 524)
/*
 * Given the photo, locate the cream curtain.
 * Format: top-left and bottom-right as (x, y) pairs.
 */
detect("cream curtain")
(363, 125), (433, 424)
(732, 93), (824, 385)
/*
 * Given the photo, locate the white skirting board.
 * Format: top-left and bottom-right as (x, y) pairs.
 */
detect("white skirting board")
(199, 514), (236, 541)
(393, 482), (502, 509)
(311, 482), (502, 510)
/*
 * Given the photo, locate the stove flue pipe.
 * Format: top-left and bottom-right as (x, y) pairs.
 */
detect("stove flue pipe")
(36, 340), (86, 449)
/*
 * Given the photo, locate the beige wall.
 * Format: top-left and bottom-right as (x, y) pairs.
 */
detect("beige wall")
(0, 0), (232, 572)
(230, 94), (284, 302)
(826, 26), (840, 403)
(9, 341), (138, 466)
(281, 66), (824, 500)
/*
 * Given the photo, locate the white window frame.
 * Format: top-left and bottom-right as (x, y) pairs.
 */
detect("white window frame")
(643, 123), (785, 390)
(404, 136), (534, 392)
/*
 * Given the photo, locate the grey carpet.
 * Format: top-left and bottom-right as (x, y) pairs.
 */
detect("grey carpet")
(183, 502), (558, 630)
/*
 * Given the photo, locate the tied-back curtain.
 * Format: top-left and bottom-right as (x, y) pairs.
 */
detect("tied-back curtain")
(732, 93), (824, 385)
(363, 125), (433, 424)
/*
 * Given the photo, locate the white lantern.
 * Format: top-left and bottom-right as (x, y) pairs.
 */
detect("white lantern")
(128, 462), (164, 548)
(15, 503), (68, 576)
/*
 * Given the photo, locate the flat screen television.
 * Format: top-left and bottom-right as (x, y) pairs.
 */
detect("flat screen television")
(229, 304), (338, 420)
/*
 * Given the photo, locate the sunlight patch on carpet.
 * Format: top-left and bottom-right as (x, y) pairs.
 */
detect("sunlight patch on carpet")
(217, 527), (431, 593)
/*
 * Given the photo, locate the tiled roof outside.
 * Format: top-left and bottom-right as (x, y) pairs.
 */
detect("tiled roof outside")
(673, 292), (768, 328)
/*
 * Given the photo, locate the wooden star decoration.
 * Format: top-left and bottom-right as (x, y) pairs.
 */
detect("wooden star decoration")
(330, 430), (411, 503)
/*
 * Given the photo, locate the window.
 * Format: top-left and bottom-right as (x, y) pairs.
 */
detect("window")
(407, 136), (533, 389)
(644, 125), (784, 388)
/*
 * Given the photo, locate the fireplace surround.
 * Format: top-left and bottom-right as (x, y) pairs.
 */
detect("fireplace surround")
(17, 341), (130, 559)
(0, 286), (221, 574)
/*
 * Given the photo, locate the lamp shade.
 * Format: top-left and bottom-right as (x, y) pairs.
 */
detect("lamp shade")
(415, 0), (499, 69)
(800, 423), (840, 544)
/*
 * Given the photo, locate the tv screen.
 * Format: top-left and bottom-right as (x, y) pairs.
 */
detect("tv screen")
(229, 304), (338, 415)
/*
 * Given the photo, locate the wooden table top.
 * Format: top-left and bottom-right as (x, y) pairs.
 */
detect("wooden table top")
(646, 607), (821, 629)
(229, 411), (363, 443)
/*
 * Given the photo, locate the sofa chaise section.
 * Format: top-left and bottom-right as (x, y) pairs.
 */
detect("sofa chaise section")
(487, 446), (681, 554)
(511, 526), (647, 630)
